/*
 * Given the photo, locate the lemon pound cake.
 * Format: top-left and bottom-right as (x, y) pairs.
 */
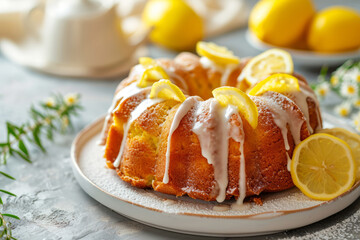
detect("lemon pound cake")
(100, 43), (322, 204)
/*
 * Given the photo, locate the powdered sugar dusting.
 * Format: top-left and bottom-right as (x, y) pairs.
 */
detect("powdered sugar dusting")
(78, 132), (325, 217)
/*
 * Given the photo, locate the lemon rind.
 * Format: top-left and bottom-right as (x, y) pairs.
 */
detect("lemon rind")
(291, 133), (356, 201)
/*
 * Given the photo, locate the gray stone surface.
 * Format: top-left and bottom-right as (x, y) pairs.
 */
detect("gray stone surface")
(1, 1), (360, 238)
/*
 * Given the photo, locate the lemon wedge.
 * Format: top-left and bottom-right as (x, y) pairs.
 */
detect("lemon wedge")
(137, 66), (169, 88)
(149, 79), (186, 102)
(317, 128), (360, 181)
(248, 73), (300, 96)
(291, 133), (356, 201)
(240, 49), (293, 86)
(196, 42), (240, 65)
(212, 87), (258, 128)
(139, 57), (156, 68)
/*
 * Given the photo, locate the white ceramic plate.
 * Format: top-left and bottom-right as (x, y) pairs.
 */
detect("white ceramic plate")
(245, 30), (360, 67)
(71, 115), (360, 237)
(0, 38), (148, 79)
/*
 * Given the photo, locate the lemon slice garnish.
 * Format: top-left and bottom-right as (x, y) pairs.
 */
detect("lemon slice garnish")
(149, 79), (186, 102)
(212, 87), (258, 128)
(196, 41), (240, 65)
(248, 73), (300, 96)
(139, 57), (157, 68)
(291, 133), (356, 201)
(317, 128), (360, 181)
(137, 66), (169, 88)
(240, 49), (293, 86)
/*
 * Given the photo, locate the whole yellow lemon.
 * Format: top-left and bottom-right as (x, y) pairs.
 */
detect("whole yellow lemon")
(249, 0), (315, 47)
(307, 6), (360, 53)
(142, 0), (204, 51)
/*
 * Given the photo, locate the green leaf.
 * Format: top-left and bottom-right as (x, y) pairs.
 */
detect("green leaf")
(2, 214), (20, 220)
(30, 106), (45, 119)
(0, 190), (16, 197)
(0, 143), (8, 147)
(6, 123), (17, 139)
(46, 127), (53, 141)
(33, 125), (46, 153)
(0, 172), (15, 180)
(18, 140), (29, 158)
(12, 150), (31, 163)
(3, 151), (9, 165)
(13, 125), (25, 135)
(0, 196), (3, 205)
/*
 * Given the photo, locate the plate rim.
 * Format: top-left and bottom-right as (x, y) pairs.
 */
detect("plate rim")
(71, 115), (360, 219)
(245, 30), (360, 60)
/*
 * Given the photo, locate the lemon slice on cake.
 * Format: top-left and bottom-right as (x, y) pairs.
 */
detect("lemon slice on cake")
(150, 79), (186, 102)
(137, 66), (169, 88)
(196, 42), (240, 65)
(240, 49), (293, 86)
(249, 73), (300, 96)
(139, 57), (157, 68)
(212, 87), (258, 128)
(291, 133), (356, 201)
(317, 128), (360, 181)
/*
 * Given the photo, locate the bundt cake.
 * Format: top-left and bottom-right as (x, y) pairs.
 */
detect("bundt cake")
(99, 44), (322, 204)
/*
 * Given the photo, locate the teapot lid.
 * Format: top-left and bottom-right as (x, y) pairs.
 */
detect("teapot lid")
(50, 0), (113, 17)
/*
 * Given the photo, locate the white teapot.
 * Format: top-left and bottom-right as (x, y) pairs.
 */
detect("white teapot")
(4, 0), (149, 69)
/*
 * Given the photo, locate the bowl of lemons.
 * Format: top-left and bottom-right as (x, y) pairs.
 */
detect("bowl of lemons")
(246, 0), (360, 66)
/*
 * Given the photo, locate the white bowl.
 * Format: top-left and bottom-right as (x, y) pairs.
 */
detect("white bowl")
(246, 30), (360, 67)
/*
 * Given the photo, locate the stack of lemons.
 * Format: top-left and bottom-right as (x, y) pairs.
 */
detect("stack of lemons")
(249, 0), (360, 53)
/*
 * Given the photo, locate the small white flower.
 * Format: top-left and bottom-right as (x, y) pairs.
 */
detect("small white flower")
(335, 102), (352, 117)
(342, 68), (360, 84)
(64, 93), (78, 105)
(352, 112), (360, 132)
(353, 98), (360, 108)
(340, 82), (358, 98)
(330, 75), (339, 87)
(45, 97), (55, 107)
(315, 82), (330, 98)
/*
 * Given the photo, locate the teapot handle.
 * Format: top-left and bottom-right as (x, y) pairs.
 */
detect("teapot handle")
(24, 2), (45, 39)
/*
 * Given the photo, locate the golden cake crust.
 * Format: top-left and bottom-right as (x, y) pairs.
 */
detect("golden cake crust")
(102, 52), (322, 202)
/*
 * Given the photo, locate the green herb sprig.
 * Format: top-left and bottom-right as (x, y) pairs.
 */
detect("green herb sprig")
(0, 93), (82, 239)
(0, 93), (82, 163)
(0, 172), (18, 240)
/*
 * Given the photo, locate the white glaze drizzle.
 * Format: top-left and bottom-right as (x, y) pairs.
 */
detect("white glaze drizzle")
(99, 80), (147, 144)
(260, 93), (305, 151)
(164, 67), (189, 94)
(192, 100), (246, 203)
(163, 97), (199, 184)
(192, 99), (229, 202)
(292, 84), (322, 133)
(286, 152), (292, 171)
(199, 57), (238, 86)
(113, 98), (163, 168)
(226, 107), (246, 205)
